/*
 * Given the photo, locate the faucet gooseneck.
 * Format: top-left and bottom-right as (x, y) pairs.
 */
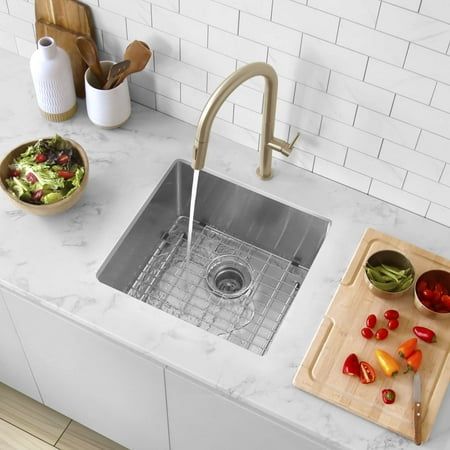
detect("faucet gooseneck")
(192, 62), (299, 179)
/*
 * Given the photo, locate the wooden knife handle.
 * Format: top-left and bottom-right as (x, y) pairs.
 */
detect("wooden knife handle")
(414, 402), (422, 446)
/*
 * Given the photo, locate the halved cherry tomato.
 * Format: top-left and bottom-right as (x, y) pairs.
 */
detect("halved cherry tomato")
(405, 349), (422, 373)
(387, 319), (399, 330)
(366, 314), (377, 329)
(9, 168), (20, 177)
(35, 153), (47, 163)
(361, 327), (373, 339)
(26, 172), (38, 184)
(397, 338), (417, 359)
(382, 389), (396, 404)
(58, 170), (74, 179)
(375, 328), (388, 340)
(343, 353), (360, 377)
(57, 154), (70, 165)
(384, 309), (399, 320)
(413, 326), (436, 343)
(359, 361), (376, 384)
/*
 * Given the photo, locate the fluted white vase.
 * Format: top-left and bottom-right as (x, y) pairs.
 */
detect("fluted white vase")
(30, 36), (77, 122)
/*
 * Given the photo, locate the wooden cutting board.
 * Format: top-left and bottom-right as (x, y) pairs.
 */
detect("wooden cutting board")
(35, 20), (87, 98)
(293, 228), (450, 443)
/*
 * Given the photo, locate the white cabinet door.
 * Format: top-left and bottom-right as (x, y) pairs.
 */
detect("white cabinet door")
(4, 289), (169, 450)
(166, 369), (326, 450)
(0, 288), (41, 402)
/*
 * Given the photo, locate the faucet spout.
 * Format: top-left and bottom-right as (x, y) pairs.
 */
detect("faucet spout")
(192, 62), (299, 179)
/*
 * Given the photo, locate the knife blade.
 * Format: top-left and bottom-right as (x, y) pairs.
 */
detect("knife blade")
(413, 372), (422, 445)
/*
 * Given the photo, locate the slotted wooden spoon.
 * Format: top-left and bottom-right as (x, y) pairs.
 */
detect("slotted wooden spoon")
(103, 60), (131, 90)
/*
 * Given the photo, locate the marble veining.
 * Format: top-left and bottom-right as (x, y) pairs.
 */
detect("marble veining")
(0, 49), (449, 450)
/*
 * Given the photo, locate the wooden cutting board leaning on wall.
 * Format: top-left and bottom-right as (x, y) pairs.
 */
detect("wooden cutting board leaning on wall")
(35, 0), (96, 98)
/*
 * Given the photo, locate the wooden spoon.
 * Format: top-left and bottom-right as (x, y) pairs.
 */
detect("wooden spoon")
(103, 60), (131, 90)
(75, 36), (106, 88)
(113, 40), (152, 88)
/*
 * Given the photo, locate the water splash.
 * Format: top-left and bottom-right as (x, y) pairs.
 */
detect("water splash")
(186, 169), (200, 262)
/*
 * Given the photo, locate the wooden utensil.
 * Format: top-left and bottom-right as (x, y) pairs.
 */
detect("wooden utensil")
(103, 60), (131, 90)
(293, 228), (450, 443)
(35, 19), (87, 97)
(35, 0), (94, 36)
(75, 36), (106, 88)
(112, 40), (152, 88)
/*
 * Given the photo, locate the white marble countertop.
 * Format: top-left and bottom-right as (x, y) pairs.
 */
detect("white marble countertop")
(0, 49), (449, 449)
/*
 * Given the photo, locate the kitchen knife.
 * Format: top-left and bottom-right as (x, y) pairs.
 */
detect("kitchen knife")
(413, 372), (422, 445)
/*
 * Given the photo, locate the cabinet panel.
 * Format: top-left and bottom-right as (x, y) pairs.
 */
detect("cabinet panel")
(0, 289), (40, 402)
(166, 369), (326, 450)
(4, 289), (169, 450)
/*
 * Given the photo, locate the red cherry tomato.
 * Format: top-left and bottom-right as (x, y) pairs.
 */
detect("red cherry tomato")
(57, 154), (70, 165)
(417, 280), (427, 292)
(9, 168), (21, 177)
(361, 327), (373, 339)
(375, 328), (389, 340)
(441, 295), (450, 308)
(387, 319), (399, 330)
(366, 314), (377, 329)
(58, 170), (74, 179)
(421, 289), (435, 301)
(35, 153), (47, 163)
(384, 310), (399, 320)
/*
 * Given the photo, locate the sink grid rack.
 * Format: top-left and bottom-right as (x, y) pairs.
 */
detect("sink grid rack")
(127, 216), (306, 355)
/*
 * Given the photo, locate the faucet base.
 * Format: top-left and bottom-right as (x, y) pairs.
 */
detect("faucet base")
(256, 167), (273, 180)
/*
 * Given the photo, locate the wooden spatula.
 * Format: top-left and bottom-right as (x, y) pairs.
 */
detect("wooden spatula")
(76, 36), (106, 88)
(113, 41), (152, 88)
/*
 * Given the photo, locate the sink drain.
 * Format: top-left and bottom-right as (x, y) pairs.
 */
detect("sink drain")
(206, 255), (253, 299)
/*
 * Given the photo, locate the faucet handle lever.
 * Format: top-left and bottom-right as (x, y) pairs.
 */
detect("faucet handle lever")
(269, 132), (300, 157)
(288, 132), (300, 151)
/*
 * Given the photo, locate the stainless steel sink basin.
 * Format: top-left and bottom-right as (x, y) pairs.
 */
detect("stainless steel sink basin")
(97, 160), (330, 355)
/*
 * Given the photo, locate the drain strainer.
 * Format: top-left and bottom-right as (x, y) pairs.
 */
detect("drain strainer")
(206, 255), (253, 299)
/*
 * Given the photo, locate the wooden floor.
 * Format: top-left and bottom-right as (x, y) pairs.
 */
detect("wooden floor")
(0, 383), (127, 449)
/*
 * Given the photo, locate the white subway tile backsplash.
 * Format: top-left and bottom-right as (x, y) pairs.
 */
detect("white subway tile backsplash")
(416, 131), (450, 164)
(355, 107), (420, 148)
(268, 49), (330, 91)
(346, 149), (406, 187)
(98, 0), (151, 25)
(181, 84), (233, 122)
(152, 6), (206, 46)
(127, 19), (179, 59)
(308, 0), (380, 28)
(155, 53), (207, 91)
(314, 158), (371, 193)
(213, 0), (272, 19)
(404, 172), (450, 208)
(294, 83), (357, 124)
(0, 12), (34, 41)
(431, 83), (450, 113)
(208, 27), (267, 63)
(276, 99), (322, 134)
(404, 44), (450, 85)
(426, 203), (450, 227)
(272, 0), (339, 43)
(180, 0), (238, 33)
(3, 0), (450, 227)
(181, 41), (235, 77)
(328, 72), (394, 115)
(292, 127), (347, 165)
(239, 12), (302, 56)
(369, 180), (429, 215)
(129, 82), (156, 109)
(420, 0), (450, 25)
(320, 117), (382, 157)
(338, 20), (408, 67)
(380, 140), (445, 181)
(301, 35), (367, 80)
(208, 73), (263, 112)
(391, 96), (450, 140)
(90, 5), (127, 38)
(364, 59), (436, 104)
(377, 3), (450, 53)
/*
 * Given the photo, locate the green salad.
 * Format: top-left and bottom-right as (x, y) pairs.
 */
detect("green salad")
(6, 135), (85, 205)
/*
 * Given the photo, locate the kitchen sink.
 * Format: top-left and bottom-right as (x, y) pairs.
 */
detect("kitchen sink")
(97, 160), (330, 355)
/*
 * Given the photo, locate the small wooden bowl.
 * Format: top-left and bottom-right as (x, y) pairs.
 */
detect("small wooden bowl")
(0, 138), (89, 215)
(414, 270), (450, 320)
(364, 250), (415, 299)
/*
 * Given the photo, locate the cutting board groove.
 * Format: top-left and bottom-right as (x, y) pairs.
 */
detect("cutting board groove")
(293, 228), (450, 443)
